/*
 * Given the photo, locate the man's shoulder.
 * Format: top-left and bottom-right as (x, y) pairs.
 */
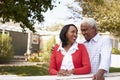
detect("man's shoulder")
(99, 35), (111, 41)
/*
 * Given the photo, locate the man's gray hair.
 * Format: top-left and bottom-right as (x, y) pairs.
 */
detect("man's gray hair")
(81, 18), (97, 28)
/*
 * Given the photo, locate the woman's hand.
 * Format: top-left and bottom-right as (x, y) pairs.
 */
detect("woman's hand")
(57, 69), (68, 76)
(68, 69), (74, 74)
(57, 69), (74, 76)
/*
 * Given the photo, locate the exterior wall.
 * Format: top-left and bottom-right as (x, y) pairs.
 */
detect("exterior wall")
(9, 31), (40, 55)
(9, 31), (28, 55)
(112, 37), (120, 50)
(1, 28), (120, 56)
(111, 54), (120, 67)
(100, 32), (120, 50)
(0, 29), (28, 55)
(31, 34), (40, 53)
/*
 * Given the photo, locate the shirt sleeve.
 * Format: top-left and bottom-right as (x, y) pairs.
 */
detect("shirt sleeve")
(99, 37), (112, 73)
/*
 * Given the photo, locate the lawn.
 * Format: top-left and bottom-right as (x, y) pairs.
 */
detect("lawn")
(0, 64), (49, 76)
(109, 67), (120, 73)
(0, 64), (120, 76)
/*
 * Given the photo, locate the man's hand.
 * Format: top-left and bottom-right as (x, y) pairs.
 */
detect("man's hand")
(92, 69), (106, 80)
(51, 44), (58, 53)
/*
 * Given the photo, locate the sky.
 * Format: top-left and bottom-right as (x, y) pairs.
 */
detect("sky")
(0, 0), (83, 32)
(35, 0), (83, 27)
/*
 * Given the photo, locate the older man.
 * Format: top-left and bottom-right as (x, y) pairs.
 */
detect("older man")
(80, 18), (112, 80)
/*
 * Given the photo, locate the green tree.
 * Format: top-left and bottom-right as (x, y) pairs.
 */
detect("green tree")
(80, 0), (120, 36)
(0, 0), (54, 32)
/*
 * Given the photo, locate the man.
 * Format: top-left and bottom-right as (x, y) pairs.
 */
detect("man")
(80, 18), (112, 80)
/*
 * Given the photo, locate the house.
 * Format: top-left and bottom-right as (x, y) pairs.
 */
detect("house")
(0, 22), (58, 56)
(0, 22), (120, 56)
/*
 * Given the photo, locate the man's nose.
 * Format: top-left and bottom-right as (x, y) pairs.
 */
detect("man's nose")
(81, 31), (86, 35)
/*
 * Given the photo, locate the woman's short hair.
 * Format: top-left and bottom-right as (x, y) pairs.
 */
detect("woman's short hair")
(81, 18), (97, 28)
(60, 24), (77, 47)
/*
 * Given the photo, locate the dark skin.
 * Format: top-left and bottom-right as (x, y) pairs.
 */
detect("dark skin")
(80, 23), (97, 41)
(57, 69), (74, 76)
(57, 26), (77, 76)
(80, 23), (106, 80)
(92, 69), (106, 80)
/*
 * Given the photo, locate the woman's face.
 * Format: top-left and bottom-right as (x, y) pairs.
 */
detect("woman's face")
(66, 26), (78, 44)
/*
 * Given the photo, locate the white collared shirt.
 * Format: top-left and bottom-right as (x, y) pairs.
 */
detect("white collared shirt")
(57, 42), (78, 70)
(81, 34), (112, 74)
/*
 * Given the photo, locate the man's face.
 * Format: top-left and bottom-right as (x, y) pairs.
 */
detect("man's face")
(80, 23), (96, 41)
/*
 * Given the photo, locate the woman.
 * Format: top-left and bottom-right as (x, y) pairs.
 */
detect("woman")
(49, 24), (91, 76)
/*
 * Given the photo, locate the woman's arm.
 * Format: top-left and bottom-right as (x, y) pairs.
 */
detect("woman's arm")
(74, 44), (91, 74)
(49, 45), (58, 75)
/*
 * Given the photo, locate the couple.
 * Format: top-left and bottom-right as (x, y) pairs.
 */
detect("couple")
(49, 18), (112, 80)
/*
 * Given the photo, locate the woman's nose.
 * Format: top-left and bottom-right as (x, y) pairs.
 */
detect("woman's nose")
(74, 33), (77, 37)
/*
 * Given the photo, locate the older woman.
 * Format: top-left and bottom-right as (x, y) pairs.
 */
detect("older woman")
(49, 24), (91, 76)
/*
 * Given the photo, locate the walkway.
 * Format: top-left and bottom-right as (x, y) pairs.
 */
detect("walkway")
(0, 56), (43, 66)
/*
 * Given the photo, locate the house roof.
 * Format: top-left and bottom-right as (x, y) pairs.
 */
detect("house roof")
(0, 22), (59, 36)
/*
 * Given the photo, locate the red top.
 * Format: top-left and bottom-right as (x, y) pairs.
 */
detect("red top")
(49, 43), (91, 75)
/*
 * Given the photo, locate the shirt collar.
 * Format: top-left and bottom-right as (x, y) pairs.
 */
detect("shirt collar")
(92, 33), (100, 42)
(83, 33), (100, 43)
(57, 41), (78, 51)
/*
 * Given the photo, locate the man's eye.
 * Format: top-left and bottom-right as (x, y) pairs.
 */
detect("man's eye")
(81, 29), (85, 31)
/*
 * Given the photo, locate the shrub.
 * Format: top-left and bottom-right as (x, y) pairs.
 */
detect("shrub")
(39, 52), (50, 62)
(112, 48), (120, 55)
(39, 36), (56, 63)
(29, 53), (40, 62)
(0, 33), (14, 63)
(24, 36), (56, 63)
(24, 53), (40, 62)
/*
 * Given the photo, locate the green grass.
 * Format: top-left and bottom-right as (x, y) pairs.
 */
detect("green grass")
(109, 67), (120, 73)
(0, 65), (120, 76)
(0, 64), (49, 76)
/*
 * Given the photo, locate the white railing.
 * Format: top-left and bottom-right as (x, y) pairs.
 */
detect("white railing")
(0, 73), (120, 80)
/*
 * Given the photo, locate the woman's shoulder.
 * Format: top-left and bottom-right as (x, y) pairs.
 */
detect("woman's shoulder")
(78, 43), (85, 46)
(77, 43), (86, 49)
(53, 44), (60, 50)
(51, 44), (60, 54)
